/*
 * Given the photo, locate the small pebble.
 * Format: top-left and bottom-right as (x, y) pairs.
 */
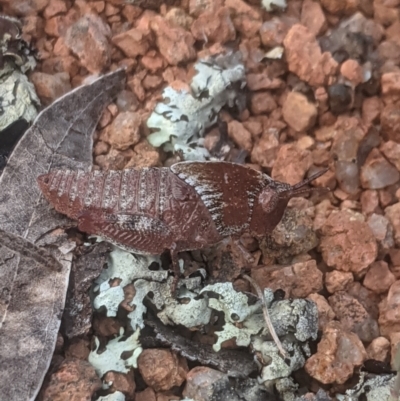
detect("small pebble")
(327, 84), (353, 114)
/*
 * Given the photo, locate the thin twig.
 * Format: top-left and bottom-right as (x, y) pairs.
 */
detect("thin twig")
(243, 274), (287, 358)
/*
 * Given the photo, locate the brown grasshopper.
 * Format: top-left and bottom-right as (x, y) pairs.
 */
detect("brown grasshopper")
(37, 162), (327, 289)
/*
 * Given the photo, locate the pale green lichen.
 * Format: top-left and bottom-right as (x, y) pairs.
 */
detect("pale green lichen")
(88, 328), (142, 378)
(276, 377), (298, 401)
(253, 337), (306, 382)
(265, 46), (284, 59)
(269, 298), (318, 342)
(94, 245), (165, 288)
(200, 283), (264, 351)
(96, 392), (126, 401)
(201, 282), (260, 323)
(212, 317), (263, 352)
(93, 285), (125, 317)
(261, 0), (287, 12)
(129, 277), (211, 329)
(337, 372), (395, 401)
(146, 52), (245, 161)
(0, 69), (39, 131)
(93, 246), (166, 317)
(200, 283), (318, 353)
(90, 248), (319, 388)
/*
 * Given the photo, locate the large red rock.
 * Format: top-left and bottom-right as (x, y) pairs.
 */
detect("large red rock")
(40, 359), (101, 401)
(150, 16), (196, 65)
(283, 24), (338, 87)
(305, 321), (367, 384)
(191, 7), (236, 43)
(138, 349), (188, 392)
(282, 91), (318, 132)
(319, 210), (377, 277)
(271, 143), (313, 185)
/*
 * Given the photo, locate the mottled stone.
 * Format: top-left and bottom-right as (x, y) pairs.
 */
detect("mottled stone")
(307, 293), (336, 331)
(360, 190), (380, 215)
(378, 280), (400, 336)
(141, 51), (165, 73)
(44, 10), (79, 38)
(112, 28), (150, 58)
(246, 74), (284, 91)
(367, 213), (395, 253)
(165, 7), (193, 30)
(301, 0), (327, 36)
(224, 0), (262, 38)
(340, 59), (363, 85)
(138, 349), (188, 392)
(271, 143), (312, 185)
(93, 141), (110, 156)
(249, 92), (277, 115)
(282, 91), (318, 132)
(150, 16), (196, 65)
(390, 332), (400, 370)
(366, 336), (390, 362)
(347, 281), (380, 320)
(92, 315), (122, 337)
(320, 210), (377, 276)
(4, 0), (49, 15)
(259, 16), (296, 47)
(191, 7), (236, 43)
(328, 84), (353, 114)
(30, 71), (71, 105)
(305, 321), (367, 384)
(374, 1), (400, 27)
(40, 359), (101, 401)
(136, 387), (157, 401)
(116, 90), (139, 113)
(250, 130), (280, 169)
(101, 111), (141, 151)
(43, 0), (68, 19)
(325, 271), (353, 293)
(124, 140), (161, 168)
(362, 96), (382, 126)
(385, 202), (400, 246)
(183, 367), (227, 401)
(142, 74), (163, 90)
(381, 104), (400, 143)
(95, 148), (132, 170)
(283, 24), (338, 87)
(64, 14), (111, 74)
(103, 371), (136, 398)
(251, 259), (323, 298)
(364, 261), (396, 294)
(121, 4), (142, 23)
(65, 339), (90, 360)
(227, 120), (253, 153)
(320, 0), (358, 15)
(360, 148), (399, 189)
(381, 72), (400, 103)
(328, 291), (379, 342)
(41, 55), (80, 76)
(381, 140), (400, 171)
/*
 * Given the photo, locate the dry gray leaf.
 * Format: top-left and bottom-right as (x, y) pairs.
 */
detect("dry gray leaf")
(0, 69), (125, 401)
(63, 242), (111, 339)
